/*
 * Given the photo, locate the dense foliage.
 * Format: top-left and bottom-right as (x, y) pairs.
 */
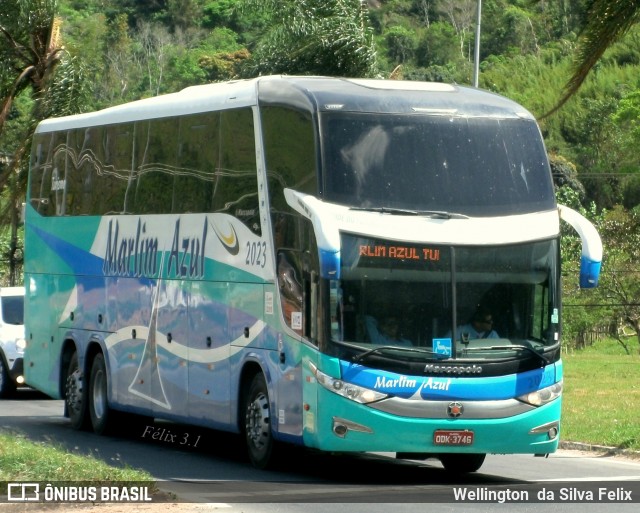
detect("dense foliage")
(2, 0), (640, 351)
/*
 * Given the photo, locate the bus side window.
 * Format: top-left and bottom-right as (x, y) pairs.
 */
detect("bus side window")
(275, 217), (321, 344)
(173, 113), (218, 214)
(212, 108), (260, 234)
(78, 127), (102, 215)
(277, 249), (304, 334)
(29, 134), (53, 216)
(97, 124), (131, 214)
(133, 118), (177, 215)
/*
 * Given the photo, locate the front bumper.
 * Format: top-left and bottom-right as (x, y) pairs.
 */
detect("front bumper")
(305, 386), (561, 455)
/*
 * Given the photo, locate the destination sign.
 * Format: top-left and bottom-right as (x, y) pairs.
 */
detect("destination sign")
(359, 244), (441, 261)
(342, 234), (448, 270)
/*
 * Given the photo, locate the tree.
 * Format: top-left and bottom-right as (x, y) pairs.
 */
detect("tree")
(385, 25), (417, 65)
(416, 21), (460, 67)
(435, 0), (476, 61)
(0, 0), (88, 284)
(555, 184), (605, 349)
(166, 0), (202, 32)
(238, 0), (378, 78)
(102, 13), (133, 103)
(611, 89), (640, 154)
(0, 1), (64, 284)
(0, 0), (64, 137)
(543, 0), (640, 115)
(550, 154), (585, 202)
(136, 20), (172, 97)
(597, 206), (640, 354)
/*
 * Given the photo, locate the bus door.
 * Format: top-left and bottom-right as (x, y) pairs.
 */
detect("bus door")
(276, 248), (318, 438)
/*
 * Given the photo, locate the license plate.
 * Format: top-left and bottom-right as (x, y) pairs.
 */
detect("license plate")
(433, 429), (474, 446)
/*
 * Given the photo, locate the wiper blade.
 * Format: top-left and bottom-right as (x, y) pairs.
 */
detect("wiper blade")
(464, 344), (550, 365)
(350, 207), (469, 219)
(352, 345), (450, 363)
(417, 210), (469, 219)
(350, 206), (420, 216)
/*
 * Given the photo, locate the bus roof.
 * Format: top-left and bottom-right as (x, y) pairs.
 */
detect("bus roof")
(35, 78), (259, 132)
(35, 76), (535, 133)
(256, 76), (535, 119)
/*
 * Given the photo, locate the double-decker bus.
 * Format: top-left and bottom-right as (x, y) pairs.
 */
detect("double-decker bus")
(24, 76), (601, 472)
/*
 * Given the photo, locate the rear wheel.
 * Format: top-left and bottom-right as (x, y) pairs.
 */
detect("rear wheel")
(88, 353), (116, 435)
(439, 453), (486, 473)
(244, 373), (274, 469)
(65, 352), (89, 429)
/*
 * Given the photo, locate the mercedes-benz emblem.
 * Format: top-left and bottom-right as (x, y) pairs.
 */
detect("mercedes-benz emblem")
(447, 401), (464, 418)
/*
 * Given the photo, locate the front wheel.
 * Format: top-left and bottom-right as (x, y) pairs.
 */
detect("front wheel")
(89, 353), (116, 435)
(439, 453), (486, 473)
(243, 373), (275, 469)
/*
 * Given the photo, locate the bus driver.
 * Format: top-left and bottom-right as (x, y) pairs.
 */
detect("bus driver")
(453, 305), (499, 341)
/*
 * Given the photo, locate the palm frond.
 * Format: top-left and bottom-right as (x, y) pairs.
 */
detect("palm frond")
(545, 0), (640, 117)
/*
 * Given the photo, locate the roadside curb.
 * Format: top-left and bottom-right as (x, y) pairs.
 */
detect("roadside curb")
(560, 440), (640, 460)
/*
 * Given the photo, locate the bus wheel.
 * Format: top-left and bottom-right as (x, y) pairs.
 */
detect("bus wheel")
(88, 353), (114, 435)
(65, 352), (88, 430)
(244, 373), (274, 469)
(439, 453), (486, 473)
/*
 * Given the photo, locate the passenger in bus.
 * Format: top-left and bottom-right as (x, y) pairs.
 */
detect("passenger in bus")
(452, 305), (499, 341)
(365, 315), (412, 346)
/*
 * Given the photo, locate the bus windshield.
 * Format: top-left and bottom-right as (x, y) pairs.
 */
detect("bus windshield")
(321, 113), (555, 217)
(329, 236), (559, 364)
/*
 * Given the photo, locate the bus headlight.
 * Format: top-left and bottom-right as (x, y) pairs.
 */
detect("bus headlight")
(518, 380), (562, 407)
(309, 362), (388, 404)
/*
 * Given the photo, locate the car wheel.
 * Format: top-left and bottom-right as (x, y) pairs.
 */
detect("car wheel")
(0, 353), (17, 398)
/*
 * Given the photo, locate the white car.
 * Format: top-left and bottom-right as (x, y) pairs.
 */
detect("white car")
(0, 286), (25, 397)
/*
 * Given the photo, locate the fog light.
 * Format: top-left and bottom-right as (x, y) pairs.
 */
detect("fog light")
(529, 420), (560, 436)
(334, 423), (348, 437)
(16, 375), (25, 384)
(332, 417), (373, 438)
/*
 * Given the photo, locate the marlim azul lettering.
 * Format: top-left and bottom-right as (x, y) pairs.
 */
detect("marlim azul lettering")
(373, 375), (452, 391)
(103, 218), (208, 279)
(103, 219), (159, 277)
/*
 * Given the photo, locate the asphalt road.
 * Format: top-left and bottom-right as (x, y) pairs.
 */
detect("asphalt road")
(1, 388), (639, 512)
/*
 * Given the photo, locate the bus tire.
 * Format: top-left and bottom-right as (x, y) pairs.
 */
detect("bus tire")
(439, 453), (486, 473)
(88, 353), (115, 435)
(244, 373), (275, 469)
(65, 352), (89, 430)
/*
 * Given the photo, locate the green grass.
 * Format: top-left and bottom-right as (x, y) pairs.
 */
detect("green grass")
(0, 432), (156, 486)
(562, 338), (640, 450)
